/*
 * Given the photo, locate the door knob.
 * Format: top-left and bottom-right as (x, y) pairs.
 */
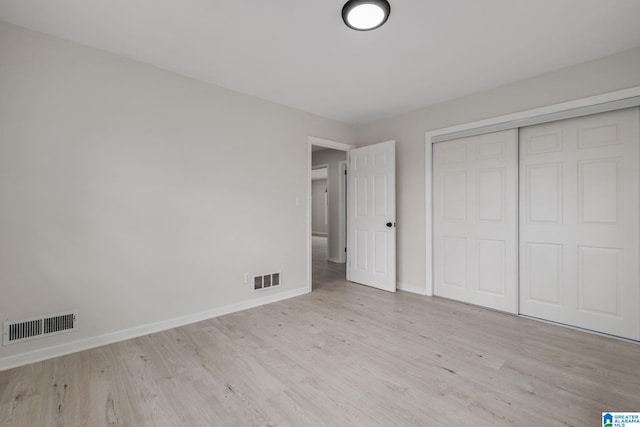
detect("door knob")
(386, 222), (395, 228)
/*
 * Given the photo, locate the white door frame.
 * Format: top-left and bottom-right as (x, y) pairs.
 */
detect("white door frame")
(307, 136), (355, 292)
(337, 160), (348, 263)
(425, 86), (640, 296)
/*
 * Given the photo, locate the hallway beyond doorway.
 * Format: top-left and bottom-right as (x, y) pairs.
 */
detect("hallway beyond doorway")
(312, 235), (345, 290)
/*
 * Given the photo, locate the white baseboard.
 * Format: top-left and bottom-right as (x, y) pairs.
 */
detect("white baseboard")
(398, 282), (428, 296)
(328, 257), (345, 264)
(0, 287), (309, 372)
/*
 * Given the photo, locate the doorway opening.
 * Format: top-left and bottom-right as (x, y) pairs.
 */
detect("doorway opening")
(311, 165), (328, 239)
(307, 137), (353, 292)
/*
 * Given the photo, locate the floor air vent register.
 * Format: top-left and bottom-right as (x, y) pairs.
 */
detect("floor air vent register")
(3, 312), (77, 345)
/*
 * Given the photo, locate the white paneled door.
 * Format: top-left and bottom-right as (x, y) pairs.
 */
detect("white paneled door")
(347, 141), (396, 292)
(519, 108), (640, 340)
(433, 130), (518, 313)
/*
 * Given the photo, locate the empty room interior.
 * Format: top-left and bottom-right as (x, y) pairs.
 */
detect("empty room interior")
(1, 1), (640, 426)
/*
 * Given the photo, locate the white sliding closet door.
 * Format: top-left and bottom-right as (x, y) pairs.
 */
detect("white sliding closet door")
(519, 108), (640, 340)
(433, 130), (518, 313)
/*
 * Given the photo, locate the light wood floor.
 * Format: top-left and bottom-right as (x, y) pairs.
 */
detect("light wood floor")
(1, 236), (638, 426)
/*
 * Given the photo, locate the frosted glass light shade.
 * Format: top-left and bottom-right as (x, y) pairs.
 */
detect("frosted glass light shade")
(342, 0), (391, 31)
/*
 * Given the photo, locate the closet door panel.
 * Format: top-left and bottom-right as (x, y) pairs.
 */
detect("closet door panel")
(433, 130), (518, 313)
(519, 107), (640, 340)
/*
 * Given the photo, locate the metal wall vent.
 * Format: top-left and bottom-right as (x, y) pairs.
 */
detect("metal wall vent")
(253, 272), (281, 291)
(3, 312), (77, 345)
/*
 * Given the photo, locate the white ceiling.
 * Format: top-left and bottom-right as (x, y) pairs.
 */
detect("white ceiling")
(1, 1), (640, 124)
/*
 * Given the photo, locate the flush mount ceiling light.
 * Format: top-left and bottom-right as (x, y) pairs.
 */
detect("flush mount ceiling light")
(342, 0), (391, 31)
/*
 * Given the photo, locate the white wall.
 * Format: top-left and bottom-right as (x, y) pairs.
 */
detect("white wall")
(356, 46), (640, 292)
(311, 178), (327, 235)
(0, 22), (355, 368)
(312, 149), (347, 262)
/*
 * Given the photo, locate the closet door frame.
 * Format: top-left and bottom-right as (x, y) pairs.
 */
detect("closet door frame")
(425, 86), (640, 298)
